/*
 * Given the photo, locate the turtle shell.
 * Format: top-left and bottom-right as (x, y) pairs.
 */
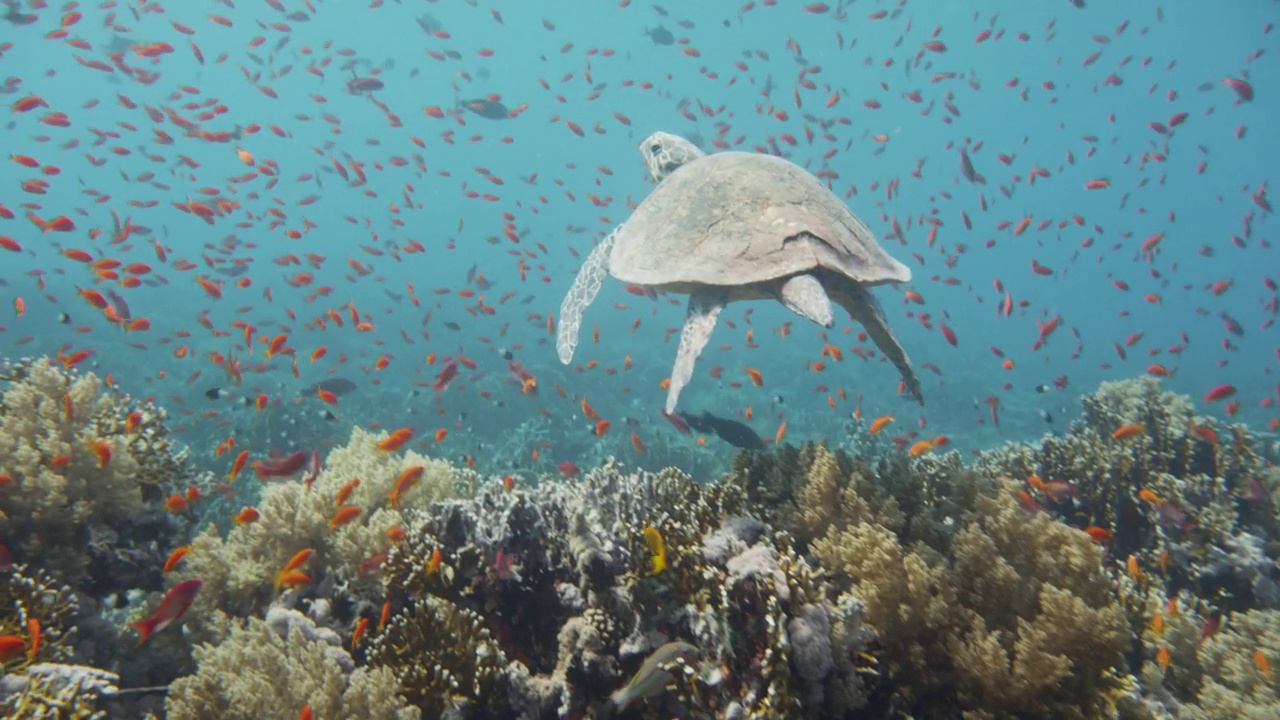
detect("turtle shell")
(609, 151), (911, 288)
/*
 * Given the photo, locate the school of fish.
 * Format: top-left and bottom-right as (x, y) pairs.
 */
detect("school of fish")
(1, 1), (1273, 475)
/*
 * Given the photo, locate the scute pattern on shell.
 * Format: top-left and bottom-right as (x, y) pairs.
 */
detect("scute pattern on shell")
(609, 148), (911, 288)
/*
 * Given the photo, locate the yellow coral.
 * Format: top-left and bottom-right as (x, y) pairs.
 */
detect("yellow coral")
(177, 427), (466, 619)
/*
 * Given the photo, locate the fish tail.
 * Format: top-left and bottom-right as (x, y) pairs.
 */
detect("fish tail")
(131, 618), (157, 646)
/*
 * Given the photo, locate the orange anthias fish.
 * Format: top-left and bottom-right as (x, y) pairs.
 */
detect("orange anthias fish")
(231, 507), (260, 525)
(133, 578), (203, 645)
(388, 466), (424, 508)
(377, 427), (413, 452)
(869, 415), (895, 435)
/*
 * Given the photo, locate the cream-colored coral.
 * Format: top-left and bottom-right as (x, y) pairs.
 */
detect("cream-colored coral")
(0, 359), (145, 581)
(1169, 609), (1280, 720)
(165, 614), (419, 720)
(177, 426), (467, 618)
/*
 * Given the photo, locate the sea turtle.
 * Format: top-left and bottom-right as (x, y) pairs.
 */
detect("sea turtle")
(556, 131), (923, 414)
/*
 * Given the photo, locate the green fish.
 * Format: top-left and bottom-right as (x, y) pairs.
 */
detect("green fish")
(610, 641), (699, 711)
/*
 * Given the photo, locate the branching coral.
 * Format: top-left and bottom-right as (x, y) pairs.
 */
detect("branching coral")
(176, 426), (467, 619)
(364, 596), (506, 718)
(796, 452), (1131, 718)
(0, 565), (80, 674)
(380, 458), (874, 719)
(0, 663), (120, 719)
(164, 608), (418, 720)
(0, 358), (187, 586)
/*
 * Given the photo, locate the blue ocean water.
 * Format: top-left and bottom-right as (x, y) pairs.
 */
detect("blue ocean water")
(0, 0), (1275, 476)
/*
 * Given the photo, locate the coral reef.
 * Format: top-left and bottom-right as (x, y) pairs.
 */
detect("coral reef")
(974, 377), (1277, 614)
(0, 663), (121, 719)
(175, 426), (469, 620)
(4, 353), (1276, 720)
(164, 606), (418, 720)
(0, 358), (190, 592)
(379, 459), (874, 718)
(0, 565), (80, 673)
(738, 442), (1131, 717)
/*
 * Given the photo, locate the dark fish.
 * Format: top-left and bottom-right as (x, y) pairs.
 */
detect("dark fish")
(301, 378), (357, 397)
(645, 25), (675, 45)
(347, 76), (384, 94)
(2, 0), (37, 25)
(205, 387), (236, 400)
(678, 411), (765, 450)
(285, 11), (310, 21)
(459, 98), (510, 120)
(416, 13), (442, 34)
(58, 312), (70, 324)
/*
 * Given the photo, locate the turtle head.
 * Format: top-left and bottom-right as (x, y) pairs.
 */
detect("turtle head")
(640, 132), (705, 182)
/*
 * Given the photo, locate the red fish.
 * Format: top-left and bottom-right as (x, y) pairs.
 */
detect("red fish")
(432, 359), (458, 392)
(133, 578), (203, 645)
(253, 450), (309, 479)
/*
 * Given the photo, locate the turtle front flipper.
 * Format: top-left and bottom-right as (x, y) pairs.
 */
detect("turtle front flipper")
(665, 287), (726, 414)
(556, 230), (617, 364)
(827, 278), (924, 404)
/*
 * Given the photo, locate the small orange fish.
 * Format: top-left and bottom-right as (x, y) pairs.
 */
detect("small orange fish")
(1083, 526), (1113, 543)
(350, 617), (369, 649)
(227, 449), (249, 481)
(1111, 424), (1146, 440)
(90, 439), (111, 469)
(434, 427), (448, 443)
(275, 549), (313, 590)
(329, 505), (362, 529)
(387, 526), (407, 543)
(275, 570), (310, 589)
(1254, 649), (1271, 678)
(744, 366), (764, 386)
(317, 388), (338, 405)
(426, 546), (443, 575)
(388, 466), (424, 508)
(231, 507), (260, 525)
(595, 419), (611, 436)
(165, 494), (189, 513)
(907, 439), (935, 457)
(1137, 488), (1163, 505)
(26, 618), (40, 662)
(335, 478), (360, 506)
(378, 601), (391, 630)
(1127, 554), (1146, 582)
(163, 545), (192, 573)
(0, 634), (25, 663)
(630, 432), (646, 454)
(377, 427), (413, 452)
(50, 454), (71, 470)
(774, 420), (787, 444)
(869, 415), (895, 435)
(1149, 612), (1165, 635)
(1156, 646), (1170, 674)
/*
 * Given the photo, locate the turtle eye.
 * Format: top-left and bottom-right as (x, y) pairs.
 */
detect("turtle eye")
(650, 144), (662, 154)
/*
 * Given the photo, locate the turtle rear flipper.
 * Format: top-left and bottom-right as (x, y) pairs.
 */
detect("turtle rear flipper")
(828, 277), (924, 404)
(556, 230), (617, 364)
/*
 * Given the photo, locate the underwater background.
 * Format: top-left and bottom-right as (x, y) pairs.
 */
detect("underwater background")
(0, 0), (1277, 718)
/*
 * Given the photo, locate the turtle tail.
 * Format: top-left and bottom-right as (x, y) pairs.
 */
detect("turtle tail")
(556, 230), (617, 364)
